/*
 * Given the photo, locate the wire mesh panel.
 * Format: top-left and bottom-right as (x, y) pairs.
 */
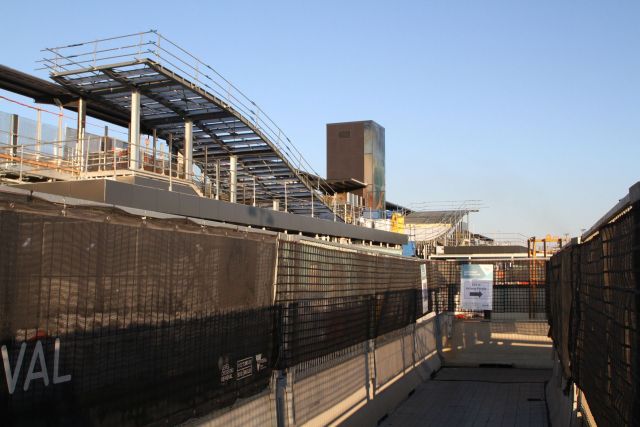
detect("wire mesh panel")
(275, 240), (421, 301)
(275, 239), (421, 366)
(547, 247), (577, 377)
(373, 290), (418, 337)
(0, 194), (278, 426)
(548, 204), (639, 427)
(426, 259), (548, 318)
(279, 296), (371, 368)
(575, 208), (637, 427)
(290, 350), (367, 426)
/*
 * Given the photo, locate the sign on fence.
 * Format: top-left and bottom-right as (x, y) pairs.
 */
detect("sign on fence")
(460, 264), (493, 310)
(420, 264), (428, 314)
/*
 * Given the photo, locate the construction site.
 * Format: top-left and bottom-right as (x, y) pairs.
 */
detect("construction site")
(0, 30), (637, 427)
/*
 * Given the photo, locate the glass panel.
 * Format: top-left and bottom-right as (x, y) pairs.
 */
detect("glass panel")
(0, 112), (11, 144)
(17, 116), (37, 146)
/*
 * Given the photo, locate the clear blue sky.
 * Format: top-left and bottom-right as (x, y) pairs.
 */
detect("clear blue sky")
(1, 0), (638, 238)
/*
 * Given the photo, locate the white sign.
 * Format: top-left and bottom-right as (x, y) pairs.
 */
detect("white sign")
(460, 264), (493, 311)
(236, 357), (253, 380)
(420, 264), (429, 314)
(1, 338), (71, 395)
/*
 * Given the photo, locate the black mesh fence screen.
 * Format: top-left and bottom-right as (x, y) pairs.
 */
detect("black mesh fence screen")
(425, 259), (547, 317)
(548, 203), (639, 427)
(0, 194), (427, 425)
(275, 240), (421, 366)
(0, 191), (559, 426)
(0, 196), (278, 426)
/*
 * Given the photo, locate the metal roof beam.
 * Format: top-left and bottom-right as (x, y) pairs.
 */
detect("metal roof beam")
(144, 110), (230, 127)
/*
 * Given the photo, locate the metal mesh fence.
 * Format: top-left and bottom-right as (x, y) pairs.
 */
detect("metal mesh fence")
(0, 194), (278, 426)
(0, 190), (557, 425)
(548, 204), (639, 427)
(426, 259), (547, 318)
(0, 193), (426, 424)
(275, 240), (420, 367)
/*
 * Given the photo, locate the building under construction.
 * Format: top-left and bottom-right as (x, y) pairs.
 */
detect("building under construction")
(0, 31), (636, 427)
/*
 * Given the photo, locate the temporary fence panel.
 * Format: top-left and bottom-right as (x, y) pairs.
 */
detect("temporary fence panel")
(275, 239), (421, 367)
(290, 351), (367, 426)
(275, 240), (420, 301)
(0, 191), (447, 425)
(374, 325), (415, 389)
(425, 259), (548, 318)
(0, 195), (278, 426)
(548, 203), (639, 427)
(414, 316), (438, 362)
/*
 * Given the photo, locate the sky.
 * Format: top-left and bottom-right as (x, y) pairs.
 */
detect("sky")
(1, 0), (638, 240)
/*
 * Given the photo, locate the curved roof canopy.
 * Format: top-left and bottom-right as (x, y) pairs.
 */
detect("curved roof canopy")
(38, 31), (339, 220)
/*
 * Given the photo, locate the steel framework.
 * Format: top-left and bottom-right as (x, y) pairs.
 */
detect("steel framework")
(39, 30), (339, 219)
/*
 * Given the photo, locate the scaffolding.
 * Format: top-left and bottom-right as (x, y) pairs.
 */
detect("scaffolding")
(0, 30), (341, 219)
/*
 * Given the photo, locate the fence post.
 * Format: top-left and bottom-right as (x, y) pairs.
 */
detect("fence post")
(448, 283), (456, 313)
(273, 302), (288, 427)
(434, 312), (445, 361)
(369, 295), (378, 397)
(275, 370), (288, 427)
(364, 339), (371, 401)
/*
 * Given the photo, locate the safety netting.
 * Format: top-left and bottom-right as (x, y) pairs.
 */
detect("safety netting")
(275, 240), (420, 367)
(0, 193), (278, 426)
(426, 259), (547, 317)
(548, 203), (639, 427)
(1, 190), (555, 426)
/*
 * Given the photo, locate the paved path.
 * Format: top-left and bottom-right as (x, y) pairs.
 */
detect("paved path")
(380, 368), (551, 427)
(442, 320), (553, 369)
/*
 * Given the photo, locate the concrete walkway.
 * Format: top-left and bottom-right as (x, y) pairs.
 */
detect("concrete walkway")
(442, 320), (553, 369)
(380, 367), (551, 427)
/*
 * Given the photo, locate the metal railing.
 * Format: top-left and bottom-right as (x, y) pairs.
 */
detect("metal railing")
(0, 99), (319, 205)
(0, 136), (76, 180)
(0, 126), (347, 213)
(38, 30), (335, 210)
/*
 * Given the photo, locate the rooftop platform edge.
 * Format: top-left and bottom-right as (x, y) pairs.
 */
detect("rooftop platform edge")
(11, 180), (408, 245)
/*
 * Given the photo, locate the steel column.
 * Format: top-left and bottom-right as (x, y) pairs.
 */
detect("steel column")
(129, 91), (140, 170)
(56, 107), (63, 165)
(184, 119), (193, 178)
(76, 98), (87, 171)
(168, 133), (173, 191)
(204, 147), (208, 196)
(215, 159), (220, 200)
(229, 155), (237, 203)
(152, 128), (157, 173)
(36, 109), (42, 160)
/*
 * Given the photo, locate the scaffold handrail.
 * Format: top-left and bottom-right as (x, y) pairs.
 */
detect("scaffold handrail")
(39, 30), (336, 217)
